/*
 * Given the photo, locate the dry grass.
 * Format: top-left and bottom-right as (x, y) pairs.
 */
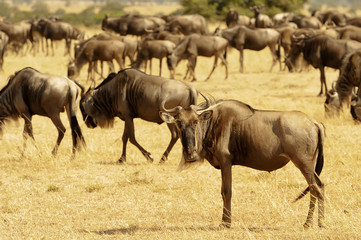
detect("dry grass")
(1, 20), (361, 240)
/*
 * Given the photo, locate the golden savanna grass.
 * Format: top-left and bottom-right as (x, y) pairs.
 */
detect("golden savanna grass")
(1, 4), (361, 240)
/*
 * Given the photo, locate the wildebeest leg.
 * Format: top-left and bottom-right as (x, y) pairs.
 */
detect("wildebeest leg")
(49, 114), (66, 156)
(159, 123), (179, 163)
(205, 56), (218, 81)
(22, 114), (34, 151)
(239, 48), (244, 73)
(159, 58), (162, 76)
(220, 53), (228, 80)
(51, 40), (55, 56)
(119, 118), (153, 163)
(319, 67), (327, 96)
(269, 45), (277, 72)
(188, 56), (197, 82)
(220, 161), (232, 228)
(149, 58), (153, 75)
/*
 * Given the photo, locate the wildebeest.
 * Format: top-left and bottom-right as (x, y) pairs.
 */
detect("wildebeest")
(250, 5), (273, 28)
(324, 49), (361, 117)
(165, 14), (209, 35)
(0, 21), (29, 54)
(225, 8), (251, 28)
(34, 18), (84, 56)
(167, 33), (228, 81)
(218, 25), (280, 73)
(68, 39), (125, 82)
(286, 34), (361, 95)
(101, 14), (165, 37)
(78, 68), (198, 163)
(312, 10), (347, 27)
(132, 39), (175, 77)
(289, 14), (323, 29)
(0, 67), (85, 155)
(337, 25), (361, 43)
(160, 97), (325, 228)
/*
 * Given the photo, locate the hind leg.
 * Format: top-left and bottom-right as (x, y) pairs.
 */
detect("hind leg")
(49, 114), (66, 156)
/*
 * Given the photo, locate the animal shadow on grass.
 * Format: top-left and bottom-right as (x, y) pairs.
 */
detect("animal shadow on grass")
(82, 224), (279, 236)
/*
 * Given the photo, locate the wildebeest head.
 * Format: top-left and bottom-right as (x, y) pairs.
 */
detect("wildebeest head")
(324, 87), (341, 117)
(79, 87), (98, 129)
(160, 93), (212, 162)
(67, 60), (78, 80)
(285, 41), (304, 72)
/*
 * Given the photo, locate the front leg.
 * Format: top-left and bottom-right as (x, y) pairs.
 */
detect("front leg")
(220, 163), (232, 228)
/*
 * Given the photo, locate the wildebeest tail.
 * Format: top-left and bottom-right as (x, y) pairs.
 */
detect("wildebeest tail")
(294, 123), (324, 202)
(277, 36), (281, 60)
(68, 89), (86, 151)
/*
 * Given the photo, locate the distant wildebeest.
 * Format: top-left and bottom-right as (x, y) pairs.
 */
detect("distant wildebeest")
(35, 18), (84, 56)
(101, 14), (165, 37)
(0, 67), (85, 155)
(78, 68), (198, 163)
(0, 31), (9, 70)
(285, 34), (361, 95)
(74, 32), (137, 76)
(154, 31), (183, 45)
(347, 17), (361, 28)
(0, 21), (29, 54)
(273, 12), (295, 27)
(336, 25), (361, 43)
(218, 25), (280, 73)
(225, 8), (251, 28)
(132, 39), (175, 77)
(324, 49), (361, 118)
(68, 39), (125, 82)
(289, 14), (323, 29)
(250, 5), (273, 28)
(167, 33), (228, 81)
(312, 10), (347, 27)
(165, 14), (209, 35)
(160, 96), (325, 228)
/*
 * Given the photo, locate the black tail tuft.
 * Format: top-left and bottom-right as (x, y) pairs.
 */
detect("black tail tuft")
(70, 116), (86, 152)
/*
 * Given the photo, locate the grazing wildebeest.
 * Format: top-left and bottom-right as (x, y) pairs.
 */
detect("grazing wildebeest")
(68, 39), (125, 82)
(101, 14), (165, 37)
(165, 14), (209, 35)
(160, 97), (325, 228)
(285, 34), (361, 95)
(218, 25), (280, 73)
(167, 33), (228, 81)
(324, 49), (361, 117)
(0, 31), (9, 70)
(225, 8), (251, 28)
(132, 39), (175, 77)
(0, 67), (85, 155)
(78, 68), (198, 163)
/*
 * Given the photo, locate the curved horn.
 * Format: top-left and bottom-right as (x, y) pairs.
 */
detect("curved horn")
(160, 100), (182, 114)
(352, 88), (358, 98)
(191, 92), (212, 112)
(73, 79), (85, 95)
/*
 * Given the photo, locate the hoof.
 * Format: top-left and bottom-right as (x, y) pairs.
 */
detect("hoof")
(118, 157), (126, 164)
(159, 156), (167, 164)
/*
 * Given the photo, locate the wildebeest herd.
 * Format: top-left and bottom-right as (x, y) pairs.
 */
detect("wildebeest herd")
(1, 7), (361, 230)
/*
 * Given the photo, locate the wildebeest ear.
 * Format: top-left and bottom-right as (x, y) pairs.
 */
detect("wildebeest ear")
(159, 112), (175, 124)
(199, 110), (212, 121)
